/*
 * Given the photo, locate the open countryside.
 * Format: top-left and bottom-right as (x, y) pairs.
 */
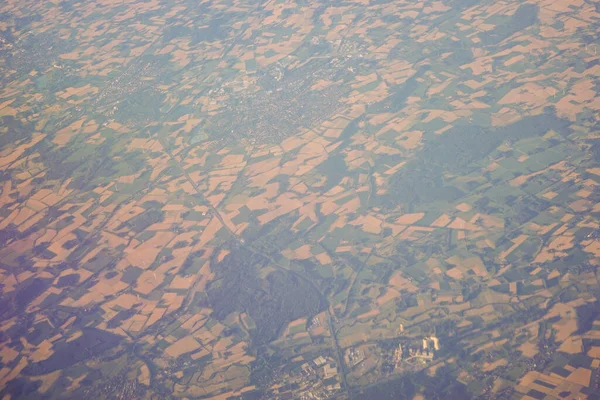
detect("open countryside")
(1, 0), (600, 399)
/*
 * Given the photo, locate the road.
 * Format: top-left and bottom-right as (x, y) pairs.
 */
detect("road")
(327, 307), (350, 394)
(342, 247), (375, 318)
(155, 133), (353, 396)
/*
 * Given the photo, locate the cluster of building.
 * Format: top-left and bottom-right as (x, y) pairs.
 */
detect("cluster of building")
(93, 59), (162, 117)
(82, 375), (145, 399)
(345, 347), (365, 367)
(308, 356), (339, 380)
(267, 355), (342, 400)
(311, 315), (321, 329)
(394, 336), (440, 367)
(585, 228), (600, 239)
(204, 56), (351, 145)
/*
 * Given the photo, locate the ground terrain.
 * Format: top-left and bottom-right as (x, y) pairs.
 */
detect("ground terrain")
(1, 0), (600, 399)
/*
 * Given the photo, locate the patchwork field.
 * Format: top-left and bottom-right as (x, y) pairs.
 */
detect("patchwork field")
(1, 0), (600, 399)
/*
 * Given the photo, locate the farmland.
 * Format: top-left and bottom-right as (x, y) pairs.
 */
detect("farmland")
(1, 0), (600, 399)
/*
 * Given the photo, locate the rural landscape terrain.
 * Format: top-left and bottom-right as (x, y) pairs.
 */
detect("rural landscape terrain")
(1, 0), (600, 399)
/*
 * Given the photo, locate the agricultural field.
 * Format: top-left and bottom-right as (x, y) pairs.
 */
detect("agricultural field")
(1, 0), (600, 399)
